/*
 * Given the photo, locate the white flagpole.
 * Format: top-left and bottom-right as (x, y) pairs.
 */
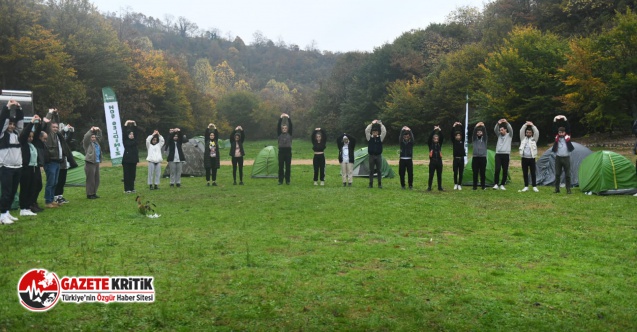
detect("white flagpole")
(464, 93), (469, 165)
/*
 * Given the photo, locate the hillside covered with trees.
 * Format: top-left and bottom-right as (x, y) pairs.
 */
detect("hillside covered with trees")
(1, 0), (636, 142)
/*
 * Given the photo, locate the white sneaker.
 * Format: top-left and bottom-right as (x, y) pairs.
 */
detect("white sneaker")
(521, 187), (528, 192)
(20, 209), (37, 216)
(500, 185), (506, 191)
(493, 184), (499, 190)
(453, 184), (457, 190)
(320, 181), (324, 186)
(6, 212), (18, 221)
(314, 181), (318, 186)
(1, 215), (14, 225)
(633, 193), (637, 196)
(458, 185), (462, 191)
(533, 187), (539, 192)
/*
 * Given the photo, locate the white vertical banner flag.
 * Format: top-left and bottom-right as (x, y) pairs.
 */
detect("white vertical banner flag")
(464, 93), (469, 165)
(102, 87), (124, 166)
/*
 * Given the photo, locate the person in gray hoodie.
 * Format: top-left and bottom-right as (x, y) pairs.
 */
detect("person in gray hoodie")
(493, 119), (513, 190)
(471, 122), (488, 190)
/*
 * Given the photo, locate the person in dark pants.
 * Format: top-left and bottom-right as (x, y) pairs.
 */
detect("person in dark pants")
(311, 128), (327, 186)
(230, 126), (245, 185)
(398, 126), (414, 190)
(0, 100), (23, 224)
(42, 109), (64, 208)
(451, 122), (466, 190)
(365, 120), (386, 189)
(83, 127), (102, 199)
(122, 120), (139, 193)
(18, 115), (42, 216)
(277, 113), (293, 185)
(427, 126), (444, 191)
(472, 122), (488, 190)
(519, 121), (539, 193)
(493, 119), (513, 190)
(165, 128), (187, 187)
(31, 130), (48, 212)
(204, 123), (220, 186)
(552, 115), (574, 194)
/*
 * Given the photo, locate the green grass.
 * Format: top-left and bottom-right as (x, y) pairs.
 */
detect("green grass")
(1, 155), (636, 331)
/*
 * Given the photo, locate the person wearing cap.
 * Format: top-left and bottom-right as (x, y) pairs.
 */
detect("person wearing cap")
(365, 120), (386, 188)
(472, 122), (488, 190)
(493, 118), (513, 190)
(122, 120), (139, 193)
(0, 100), (24, 224)
(277, 113), (293, 185)
(451, 122), (465, 190)
(398, 126), (414, 190)
(230, 126), (245, 185)
(337, 133), (356, 187)
(83, 126), (102, 199)
(519, 121), (539, 192)
(311, 127), (327, 186)
(552, 115), (574, 194)
(204, 123), (220, 187)
(146, 130), (164, 190)
(165, 128), (187, 187)
(427, 125), (444, 191)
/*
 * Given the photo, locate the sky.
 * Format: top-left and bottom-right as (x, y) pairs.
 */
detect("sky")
(90, 0), (488, 53)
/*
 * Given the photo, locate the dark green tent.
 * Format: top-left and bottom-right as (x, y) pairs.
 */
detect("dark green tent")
(462, 149), (511, 187)
(579, 150), (637, 195)
(351, 148), (395, 178)
(251, 146), (278, 178)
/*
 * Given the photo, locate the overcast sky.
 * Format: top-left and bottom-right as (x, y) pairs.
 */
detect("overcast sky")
(90, 0), (488, 53)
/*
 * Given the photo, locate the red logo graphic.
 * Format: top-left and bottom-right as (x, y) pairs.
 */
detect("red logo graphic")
(17, 269), (60, 312)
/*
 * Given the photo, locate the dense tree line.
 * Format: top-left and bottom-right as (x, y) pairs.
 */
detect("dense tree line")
(1, 0), (636, 145)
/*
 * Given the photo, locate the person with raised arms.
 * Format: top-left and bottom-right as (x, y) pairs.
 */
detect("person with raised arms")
(552, 115), (574, 194)
(146, 130), (164, 190)
(337, 133), (356, 187)
(493, 118), (513, 190)
(277, 113), (293, 185)
(311, 127), (327, 186)
(472, 122), (488, 190)
(519, 121), (539, 193)
(229, 126), (245, 185)
(365, 120), (386, 189)
(451, 122), (465, 190)
(398, 126), (414, 190)
(427, 125), (444, 191)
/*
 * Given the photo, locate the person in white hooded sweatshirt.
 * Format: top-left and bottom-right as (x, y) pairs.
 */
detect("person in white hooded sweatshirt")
(518, 122), (539, 193)
(146, 130), (165, 190)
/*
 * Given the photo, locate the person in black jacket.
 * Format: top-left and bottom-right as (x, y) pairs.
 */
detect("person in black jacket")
(451, 122), (466, 190)
(122, 120), (139, 193)
(427, 126), (444, 191)
(311, 128), (327, 186)
(365, 120), (386, 189)
(337, 133), (356, 187)
(165, 128), (187, 187)
(0, 100), (23, 224)
(229, 126), (245, 185)
(277, 113), (293, 185)
(18, 115), (42, 216)
(552, 115), (574, 194)
(399, 126), (414, 190)
(204, 123), (220, 186)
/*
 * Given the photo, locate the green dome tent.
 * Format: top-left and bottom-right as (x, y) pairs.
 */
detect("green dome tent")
(351, 148), (395, 178)
(579, 150), (637, 195)
(462, 149), (511, 187)
(251, 146), (278, 178)
(66, 151), (86, 186)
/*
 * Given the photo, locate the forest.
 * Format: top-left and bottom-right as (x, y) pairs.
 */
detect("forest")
(1, 0), (636, 142)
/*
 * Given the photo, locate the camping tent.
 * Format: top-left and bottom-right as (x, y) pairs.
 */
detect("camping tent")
(462, 149), (511, 187)
(535, 142), (592, 187)
(66, 151), (86, 186)
(251, 146), (278, 178)
(579, 150), (637, 195)
(163, 137), (205, 177)
(351, 148), (395, 178)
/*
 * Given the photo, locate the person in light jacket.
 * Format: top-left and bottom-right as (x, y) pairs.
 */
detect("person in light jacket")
(146, 130), (164, 190)
(337, 133), (356, 187)
(519, 122), (539, 192)
(493, 119), (513, 190)
(83, 126), (102, 199)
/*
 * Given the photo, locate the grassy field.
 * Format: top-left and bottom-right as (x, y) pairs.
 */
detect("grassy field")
(1, 143), (636, 331)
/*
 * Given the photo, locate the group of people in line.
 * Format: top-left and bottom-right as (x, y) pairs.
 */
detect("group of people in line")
(277, 113), (577, 194)
(0, 101), (610, 225)
(0, 102), (102, 224)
